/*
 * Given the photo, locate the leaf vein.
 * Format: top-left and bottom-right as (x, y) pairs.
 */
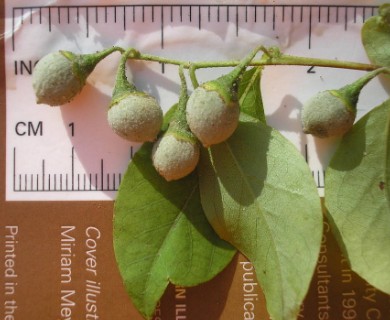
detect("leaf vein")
(141, 183), (199, 305)
(223, 140), (285, 306)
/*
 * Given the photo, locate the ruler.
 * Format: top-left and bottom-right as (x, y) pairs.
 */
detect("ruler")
(4, 1), (389, 201)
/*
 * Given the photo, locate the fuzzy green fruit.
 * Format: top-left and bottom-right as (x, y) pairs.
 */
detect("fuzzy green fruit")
(301, 68), (388, 138)
(32, 52), (84, 106)
(33, 48), (117, 106)
(186, 86), (239, 147)
(108, 92), (163, 142)
(301, 90), (356, 138)
(151, 64), (200, 181)
(186, 46), (261, 147)
(107, 48), (163, 143)
(152, 133), (200, 181)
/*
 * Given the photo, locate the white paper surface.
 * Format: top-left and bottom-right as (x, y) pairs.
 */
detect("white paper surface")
(4, 0), (389, 200)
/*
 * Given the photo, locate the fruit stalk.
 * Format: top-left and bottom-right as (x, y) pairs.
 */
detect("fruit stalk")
(151, 66), (200, 181)
(110, 48), (138, 106)
(128, 48), (380, 72)
(338, 67), (390, 108)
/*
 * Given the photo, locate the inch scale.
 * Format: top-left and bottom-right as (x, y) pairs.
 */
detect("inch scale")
(5, 1), (388, 201)
(10, 4), (378, 51)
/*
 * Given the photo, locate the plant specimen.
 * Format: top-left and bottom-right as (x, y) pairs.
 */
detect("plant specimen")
(32, 4), (390, 319)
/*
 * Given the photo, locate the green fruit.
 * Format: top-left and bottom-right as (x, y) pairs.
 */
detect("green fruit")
(151, 65), (200, 181)
(107, 48), (163, 142)
(108, 92), (163, 142)
(301, 90), (356, 138)
(186, 46), (261, 147)
(33, 52), (82, 106)
(186, 86), (239, 147)
(33, 48), (116, 106)
(152, 133), (200, 181)
(301, 68), (388, 138)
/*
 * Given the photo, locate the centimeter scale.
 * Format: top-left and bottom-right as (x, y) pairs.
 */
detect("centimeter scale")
(4, 2), (389, 201)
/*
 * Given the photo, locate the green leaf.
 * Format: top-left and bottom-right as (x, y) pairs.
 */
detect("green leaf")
(325, 99), (390, 294)
(113, 143), (236, 319)
(362, 4), (390, 67)
(161, 103), (177, 131)
(198, 113), (323, 320)
(238, 67), (266, 123)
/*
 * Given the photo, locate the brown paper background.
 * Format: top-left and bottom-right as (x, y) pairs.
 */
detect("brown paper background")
(1, 1), (389, 319)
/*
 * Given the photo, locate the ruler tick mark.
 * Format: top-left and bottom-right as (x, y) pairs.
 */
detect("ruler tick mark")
(198, 6), (201, 30)
(86, 7), (89, 37)
(318, 6), (321, 22)
(13, 148), (16, 191)
(42, 159), (45, 191)
(123, 6), (126, 30)
(236, 6), (239, 36)
(272, 6), (275, 30)
(71, 147), (75, 191)
(226, 5), (229, 22)
(309, 6), (312, 49)
(48, 7), (52, 32)
(100, 159), (104, 191)
(291, 6), (294, 22)
(161, 6), (164, 49)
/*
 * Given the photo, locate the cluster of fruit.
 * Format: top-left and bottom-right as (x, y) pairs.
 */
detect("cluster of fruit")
(32, 46), (385, 181)
(32, 46), (256, 181)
